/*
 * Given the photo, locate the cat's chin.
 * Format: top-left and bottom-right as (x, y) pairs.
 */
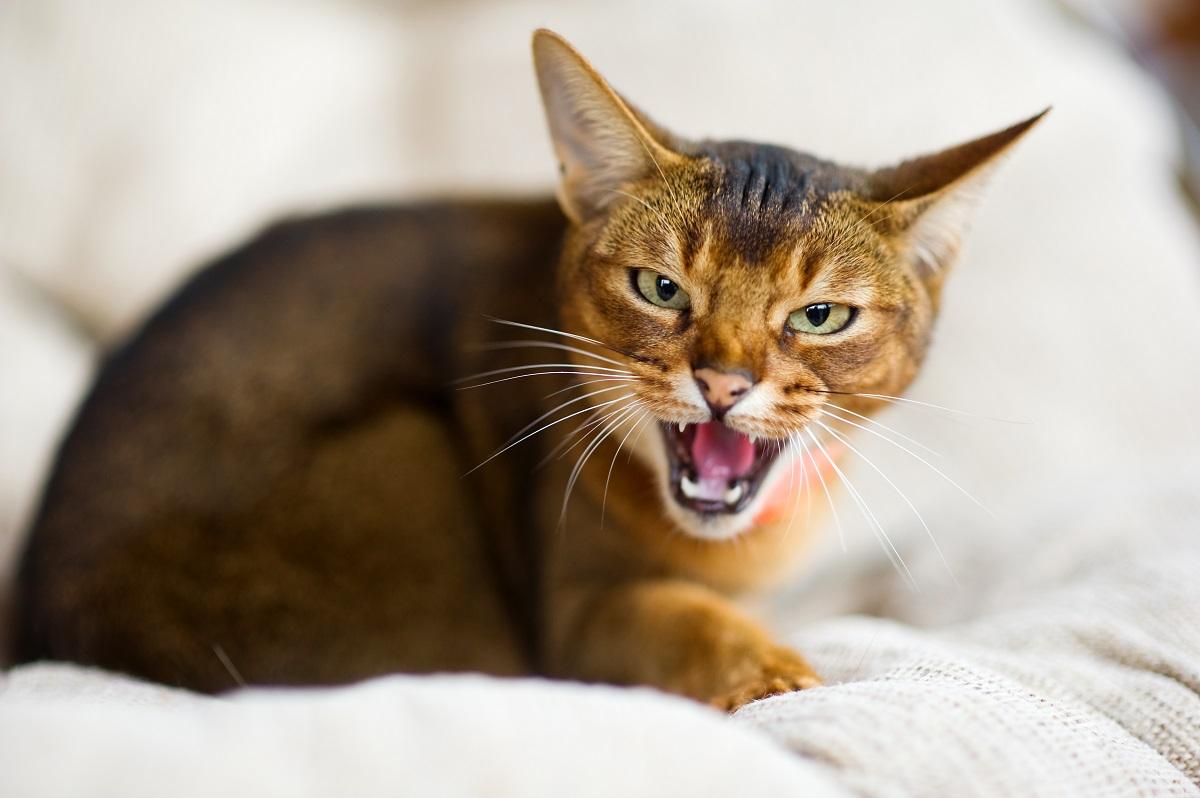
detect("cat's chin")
(657, 420), (783, 539)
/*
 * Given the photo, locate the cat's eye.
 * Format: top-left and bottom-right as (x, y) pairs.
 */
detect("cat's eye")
(634, 269), (691, 310)
(787, 303), (855, 335)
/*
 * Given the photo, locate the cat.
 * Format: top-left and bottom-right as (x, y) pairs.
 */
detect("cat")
(10, 30), (1042, 709)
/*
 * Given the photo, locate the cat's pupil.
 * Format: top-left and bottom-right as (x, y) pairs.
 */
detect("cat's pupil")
(656, 277), (678, 302)
(806, 304), (831, 327)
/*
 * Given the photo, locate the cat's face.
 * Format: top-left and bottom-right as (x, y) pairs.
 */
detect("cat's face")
(557, 151), (930, 538)
(535, 30), (1042, 539)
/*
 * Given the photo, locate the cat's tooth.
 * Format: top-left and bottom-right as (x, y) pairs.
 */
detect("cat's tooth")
(681, 475), (700, 499)
(678, 422), (686, 433)
(724, 483), (744, 505)
(749, 434), (758, 445)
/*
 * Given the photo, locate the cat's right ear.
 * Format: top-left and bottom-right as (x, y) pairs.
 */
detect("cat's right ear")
(532, 30), (682, 224)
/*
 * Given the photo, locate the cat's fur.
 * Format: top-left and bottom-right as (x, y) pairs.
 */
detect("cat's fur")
(11, 31), (1041, 708)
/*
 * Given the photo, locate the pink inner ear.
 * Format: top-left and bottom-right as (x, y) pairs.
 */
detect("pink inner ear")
(691, 421), (756, 483)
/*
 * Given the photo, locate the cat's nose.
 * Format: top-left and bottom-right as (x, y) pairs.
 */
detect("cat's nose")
(693, 367), (754, 417)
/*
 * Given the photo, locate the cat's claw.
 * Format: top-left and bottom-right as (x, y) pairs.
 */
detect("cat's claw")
(711, 671), (821, 713)
(709, 647), (822, 712)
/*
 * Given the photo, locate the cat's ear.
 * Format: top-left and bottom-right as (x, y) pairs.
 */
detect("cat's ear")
(532, 29), (683, 223)
(869, 109), (1048, 279)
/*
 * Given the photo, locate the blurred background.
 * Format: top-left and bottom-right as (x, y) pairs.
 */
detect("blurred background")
(1, 0), (1198, 611)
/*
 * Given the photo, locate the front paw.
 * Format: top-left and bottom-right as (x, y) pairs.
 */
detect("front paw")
(711, 647), (821, 712)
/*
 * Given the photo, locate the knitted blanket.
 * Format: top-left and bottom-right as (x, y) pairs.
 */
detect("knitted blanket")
(2, 0), (1199, 794)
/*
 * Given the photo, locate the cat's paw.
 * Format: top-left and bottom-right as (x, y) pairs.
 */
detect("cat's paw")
(710, 647), (821, 712)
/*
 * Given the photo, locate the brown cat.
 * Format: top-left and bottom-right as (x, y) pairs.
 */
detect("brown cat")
(10, 30), (1042, 709)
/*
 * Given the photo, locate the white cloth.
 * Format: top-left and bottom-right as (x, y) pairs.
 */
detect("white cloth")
(3, 474), (1197, 796)
(2, 0), (1199, 795)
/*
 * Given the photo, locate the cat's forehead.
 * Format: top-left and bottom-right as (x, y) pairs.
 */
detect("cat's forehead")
(685, 140), (871, 265)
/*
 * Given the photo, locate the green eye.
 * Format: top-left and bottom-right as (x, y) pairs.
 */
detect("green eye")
(787, 303), (854, 335)
(634, 269), (691, 310)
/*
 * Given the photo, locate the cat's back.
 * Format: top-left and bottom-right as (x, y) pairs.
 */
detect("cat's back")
(12, 198), (564, 679)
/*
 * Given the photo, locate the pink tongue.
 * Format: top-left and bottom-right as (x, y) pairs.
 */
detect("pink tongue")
(691, 421), (756, 492)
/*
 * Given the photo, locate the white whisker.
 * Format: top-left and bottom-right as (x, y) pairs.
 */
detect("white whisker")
(540, 397), (640, 467)
(601, 409), (652, 527)
(544, 374), (638, 398)
(625, 408), (659, 464)
(472, 339), (629, 369)
(457, 371), (635, 392)
(505, 383), (635, 446)
(844, 392), (1028, 424)
(814, 418), (957, 587)
(464, 393), (635, 476)
(629, 133), (683, 217)
(798, 433), (845, 553)
(782, 437), (806, 542)
(483, 316), (618, 354)
(818, 406), (995, 520)
(455, 362), (633, 385)
(821, 403), (941, 458)
(560, 401), (644, 527)
(806, 429), (915, 589)
(607, 189), (674, 237)
(798, 435), (813, 531)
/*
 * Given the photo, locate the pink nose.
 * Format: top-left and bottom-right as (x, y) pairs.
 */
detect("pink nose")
(693, 367), (753, 412)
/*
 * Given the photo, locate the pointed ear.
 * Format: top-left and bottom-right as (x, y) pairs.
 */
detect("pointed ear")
(870, 109), (1049, 278)
(532, 29), (682, 223)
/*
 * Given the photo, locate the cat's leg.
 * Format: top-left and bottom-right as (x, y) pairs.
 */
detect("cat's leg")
(547, 579), (819, 710)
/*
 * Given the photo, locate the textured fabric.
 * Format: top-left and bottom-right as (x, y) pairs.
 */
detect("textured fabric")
(741, 473), (1200, 796)
(0, 668), (849, 798)
(2, 477), (1198, 796)
(2, 0), (1200, 795)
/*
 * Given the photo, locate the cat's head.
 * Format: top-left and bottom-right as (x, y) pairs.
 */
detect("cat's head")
(532, 30), (1043, 540)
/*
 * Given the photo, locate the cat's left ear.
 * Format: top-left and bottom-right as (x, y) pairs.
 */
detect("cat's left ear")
(532, 29), (684, 223)
(869, 109), (1049, 281)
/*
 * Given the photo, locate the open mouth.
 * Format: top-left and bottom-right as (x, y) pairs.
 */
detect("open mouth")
(662, 421), (782, 515)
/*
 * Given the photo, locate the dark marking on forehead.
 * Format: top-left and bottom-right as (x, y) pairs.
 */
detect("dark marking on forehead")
(688, 140), (866, 264)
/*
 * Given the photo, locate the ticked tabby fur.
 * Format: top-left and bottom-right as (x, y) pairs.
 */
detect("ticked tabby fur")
(12, 31), (1042, 708)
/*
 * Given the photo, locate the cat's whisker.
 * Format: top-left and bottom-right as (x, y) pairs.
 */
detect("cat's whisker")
(821, 403), (941, 458)
(628, 134), (684, 219)
(472, 339), (631, 369)
(606, 189), (675, 239)
(505, 383), (637, 446)
(483, 316), (622, 356)
(807, 386), (1027, 424)
(851, 183), (919, 229)
(464, 393), (636, 476)
(817, 405), (995, 520)
(543, 376), (639, 400)
(540, 396), (640, 467)
(560, 401), (645, 528)
(625, 408), (655, 464)
(814, 418), (958, 587)
(537, 408), (607, 468)
(455, 362), (634, 385)
(824, 184), (918, 259)
(781, 436), (807, 542)
(798, 432), (845, 553)
(854, 392), (1027, 423)
(799, 435), (813, 531)
(601, 408), (653, 527)
(806, 428), (916, 590)
(457, 371), (636, 392)
(780, 436), (796, 540)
